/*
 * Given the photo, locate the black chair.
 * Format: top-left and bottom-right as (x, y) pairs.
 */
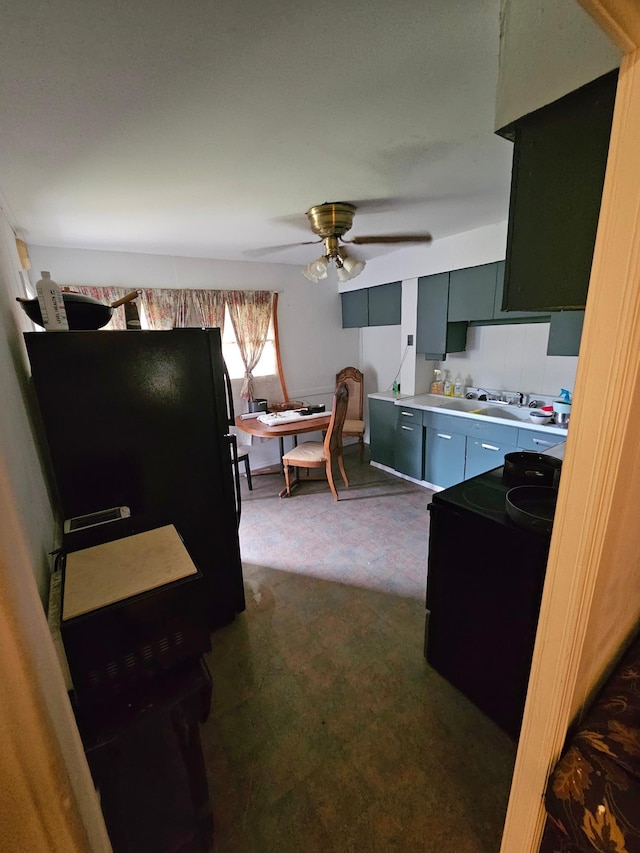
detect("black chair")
(235, 447), (253, 490)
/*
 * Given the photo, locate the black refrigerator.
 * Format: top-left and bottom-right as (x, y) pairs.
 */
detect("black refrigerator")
(24, 328), (245, 629)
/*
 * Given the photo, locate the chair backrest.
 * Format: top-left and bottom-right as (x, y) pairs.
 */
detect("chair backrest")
(323, 382), (349, 457)
(335, 366), (363, 421)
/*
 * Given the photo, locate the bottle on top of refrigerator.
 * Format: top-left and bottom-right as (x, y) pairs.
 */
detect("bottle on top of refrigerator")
(431, 369), (443, 395)
(443, 370), (453, 397)
(454, 373), (464, 398)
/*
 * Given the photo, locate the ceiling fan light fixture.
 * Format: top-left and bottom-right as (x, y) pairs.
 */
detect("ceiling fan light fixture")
(303, 255), (329, 282)
(340, 254), (366, 279)
(302, 264), (319, 282)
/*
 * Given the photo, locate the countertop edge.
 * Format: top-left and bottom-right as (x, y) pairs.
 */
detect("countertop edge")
(367, 392), (568, 437)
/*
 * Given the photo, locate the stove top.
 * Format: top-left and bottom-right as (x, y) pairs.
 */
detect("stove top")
(432, 465), (554, 535)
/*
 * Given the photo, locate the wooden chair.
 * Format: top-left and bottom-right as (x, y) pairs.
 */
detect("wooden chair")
(282, 383), (349, 500)
(336, 366), (365, 461)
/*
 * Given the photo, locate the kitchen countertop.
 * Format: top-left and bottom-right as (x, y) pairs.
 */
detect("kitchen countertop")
(368, 391), (568, 438)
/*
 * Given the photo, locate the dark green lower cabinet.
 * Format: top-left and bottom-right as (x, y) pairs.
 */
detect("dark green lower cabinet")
(394, 420), (424, 480)
(425, 428), (466, 488)
(465, 437), (518, 480)
(368, 398), (397, 468)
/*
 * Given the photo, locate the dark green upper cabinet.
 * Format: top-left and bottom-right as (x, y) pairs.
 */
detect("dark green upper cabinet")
(448, 263), (497, 321)
(498, 69), (618, 312)
(368, 281), (401, 326)
(341, 281), (401, 328)
(341, 289), (369, 328)
(417, 273), (467, 359)
(547, 311), (585, 356)
(492, 261), (551, 322)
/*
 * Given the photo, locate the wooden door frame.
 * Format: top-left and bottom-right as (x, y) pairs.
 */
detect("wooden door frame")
(500, 4), (640, 851)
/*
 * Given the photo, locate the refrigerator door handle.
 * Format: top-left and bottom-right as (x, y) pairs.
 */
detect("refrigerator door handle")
(227, 433), (242, 527)
(223, 360), (235, 425)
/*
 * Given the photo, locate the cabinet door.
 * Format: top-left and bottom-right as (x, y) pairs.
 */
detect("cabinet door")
(395, 407), (424, 480)
(368, 281), (401, 326)
(417, 273), (467, 358)
(425, 427), (466, 488)
(368, 398), (397, 468)
(448, 263), (497, 321)
(341, 290), (368, 328)
(493, 261), (551, 322)
(547, 311), (585, 356)
(501, 70), (617, 311)
(465, 437), (518, 480)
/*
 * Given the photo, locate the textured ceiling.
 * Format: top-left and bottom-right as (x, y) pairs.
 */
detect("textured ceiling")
(0, 0), (513, 266)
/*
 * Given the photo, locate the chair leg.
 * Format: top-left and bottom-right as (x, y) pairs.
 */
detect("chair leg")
(283, 462), (292, 497)
(337, 452), (349, 489)
(243, 455), (253, 490)
(326, 461), (339, 501)
(358, 435), (364, 462)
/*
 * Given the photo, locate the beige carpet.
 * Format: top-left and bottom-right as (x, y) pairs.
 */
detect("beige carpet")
(202, 449), (515, 852)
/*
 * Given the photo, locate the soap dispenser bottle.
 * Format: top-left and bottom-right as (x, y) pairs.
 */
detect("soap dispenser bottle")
(443, 370), (453, 397)
(454, 373), (464, 398)
(431, 369), (443, 395)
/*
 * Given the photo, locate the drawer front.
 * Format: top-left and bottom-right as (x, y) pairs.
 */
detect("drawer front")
(397, 406), (422, 426)
(517, 429), (566, 452)
(424, 411), (470, 436)
(465, 437), (518, 480)
(464, 419), (517, 444)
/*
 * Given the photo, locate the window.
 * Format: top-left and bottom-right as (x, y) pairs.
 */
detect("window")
(221, 306), (277, 380)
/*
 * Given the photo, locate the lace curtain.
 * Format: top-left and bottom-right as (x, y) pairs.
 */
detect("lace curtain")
(71, 287), (228, 332)
(226, 290), (273, 400)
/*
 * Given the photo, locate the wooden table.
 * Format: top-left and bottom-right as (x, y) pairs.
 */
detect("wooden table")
(234, 413), (331, 496)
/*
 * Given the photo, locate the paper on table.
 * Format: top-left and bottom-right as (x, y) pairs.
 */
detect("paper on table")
(257, 410), (328, 426)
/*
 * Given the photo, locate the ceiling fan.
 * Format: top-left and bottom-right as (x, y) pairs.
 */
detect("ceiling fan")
(301, 202), (432, 282)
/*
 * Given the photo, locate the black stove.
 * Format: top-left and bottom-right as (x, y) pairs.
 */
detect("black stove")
(425, 463), (557, 739)
(431, 463), (558, 533)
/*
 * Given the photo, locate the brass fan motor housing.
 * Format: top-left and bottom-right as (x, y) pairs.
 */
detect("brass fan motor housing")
(306, 202), (356, 239)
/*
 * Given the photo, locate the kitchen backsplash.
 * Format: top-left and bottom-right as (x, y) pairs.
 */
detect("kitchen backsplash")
(439, 322), (578, 397)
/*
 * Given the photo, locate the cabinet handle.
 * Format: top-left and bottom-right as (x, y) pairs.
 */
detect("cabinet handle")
(400, 411), (415, 417)
(533, 438), (554, 447)
(401, 425), (414, 431)
(437, 433), (452, 440)
(481, 443), (500, 451)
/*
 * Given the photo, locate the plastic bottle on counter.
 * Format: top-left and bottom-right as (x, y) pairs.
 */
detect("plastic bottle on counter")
(443, 371), (453, 397)
(431, 369), (443, 395)
(454, 373), (464, 398)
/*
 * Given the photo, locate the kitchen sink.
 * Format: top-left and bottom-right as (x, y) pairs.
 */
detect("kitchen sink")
(437, 399), (532, 421)
(436, 399), (486, 413)
(480, 406), (531, 422)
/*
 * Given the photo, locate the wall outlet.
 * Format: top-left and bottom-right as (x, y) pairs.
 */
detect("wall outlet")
(407, 334), (414, 346)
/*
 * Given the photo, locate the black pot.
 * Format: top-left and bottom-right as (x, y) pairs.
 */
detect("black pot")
(248, 398), (268, 414)
(505, 485), (558, 535)
(17, 291), (139, 330)
(503, 451), (562, 487)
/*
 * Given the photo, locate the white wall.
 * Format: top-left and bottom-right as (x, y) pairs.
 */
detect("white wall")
(441, 322), (578, 399)
(496, 0), (621, 130)
(0, 221), (58, 601)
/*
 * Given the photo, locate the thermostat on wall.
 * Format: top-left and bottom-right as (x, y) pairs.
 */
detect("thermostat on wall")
(63, 506), (131, 534)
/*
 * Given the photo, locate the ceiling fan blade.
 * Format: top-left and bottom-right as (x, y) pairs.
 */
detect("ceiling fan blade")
(244, 239), (322, 258)
(346, 233), (432, 246)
